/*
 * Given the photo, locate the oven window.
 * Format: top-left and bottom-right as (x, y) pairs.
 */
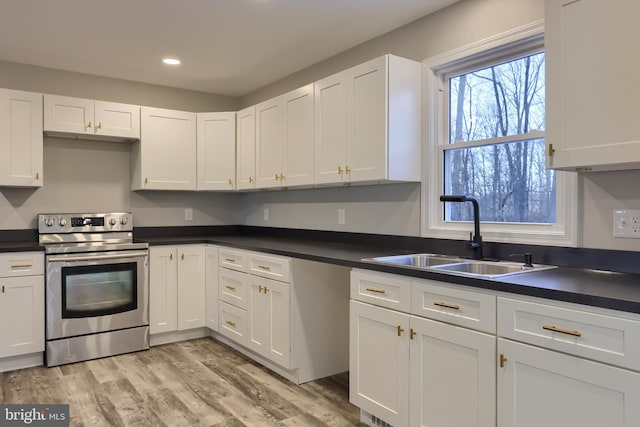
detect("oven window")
(61, 262), (137, 318)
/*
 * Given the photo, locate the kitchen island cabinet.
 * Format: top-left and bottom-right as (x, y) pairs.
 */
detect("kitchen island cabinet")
(0, 89), (43, 187)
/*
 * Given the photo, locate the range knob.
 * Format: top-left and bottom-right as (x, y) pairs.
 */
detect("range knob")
(109, 218), (117, 226)
(45, 218), (54, 227)
(58, 218), (67, 226)
(120, 217), (128, 225)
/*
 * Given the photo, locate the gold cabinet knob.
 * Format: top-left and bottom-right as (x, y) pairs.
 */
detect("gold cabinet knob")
(345, 165), (351, 174)
(338, 166), (343, 175)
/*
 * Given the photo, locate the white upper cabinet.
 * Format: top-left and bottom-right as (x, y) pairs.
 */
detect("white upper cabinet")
(0, 89), (43, 187)
(315, 54), (421, 185)
(546, 0), (640, 171)
(132, 106), (197, 190)
(44, 95), (140, 140)
(255, 84), (314, 189)
(196, 112), (236, 191)
(236, 105), (256, 190)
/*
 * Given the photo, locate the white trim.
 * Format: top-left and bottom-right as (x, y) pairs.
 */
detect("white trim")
(421, 20), (579, 247)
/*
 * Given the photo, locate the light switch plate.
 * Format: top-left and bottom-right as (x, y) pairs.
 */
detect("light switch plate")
(184, 208), (193, 221)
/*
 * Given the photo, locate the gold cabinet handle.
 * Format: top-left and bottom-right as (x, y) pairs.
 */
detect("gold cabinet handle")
(11, 264), (33, 269)
(97, 122), (102, 129)
(434, 301), (460, 310)
(345, 165), (351, 174)
(181, 253), (185, 261)
(145, 177), (148, 184)
(228, 179), (233, 185)
(500, 353), (508, 368)
(365, 287), (386, 294)
(548, 143), (555, 157)
(397, 325), (405, 336)
(2, 285), (5, 293)
(542, 325), (582, 337)
(249, 176), (254, 183)
(169, 253), (173, 260)
(410, 328), (416, 340)
(224, 258), (236, 262)
(279, 173), (285, 180)
(226, 320), (236, 327)
(263, 286), (269, 294)
(258, 285), (264, 293)
(257, 264), (271, 271)
(35, 172), (39, 181)
(87, 121), (92, 128)
(275, 173), (280, 180)
(225, 285), (236, 291)
(338, 166), (343, 175)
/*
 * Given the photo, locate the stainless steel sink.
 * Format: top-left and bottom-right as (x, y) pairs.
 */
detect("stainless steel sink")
(363, 253), (556, 278)
(367, 253), (464, 268)
(430, 261), (556, 278)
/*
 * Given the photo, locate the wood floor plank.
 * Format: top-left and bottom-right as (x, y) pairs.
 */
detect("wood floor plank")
(0, 337), (363, 426)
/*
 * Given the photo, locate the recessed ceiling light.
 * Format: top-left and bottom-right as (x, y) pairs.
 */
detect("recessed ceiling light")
(162, 58), (181, 65)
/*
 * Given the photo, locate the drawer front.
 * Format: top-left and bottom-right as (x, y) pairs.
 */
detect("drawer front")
(0, 252), (44, 277)
(219, 301), (247, 346)
(411, 280), (496, 334)
(498, 297), (640, 371)
(218, 248), (247, 272)
(248, 253), (291, 283)
(219, 268), (248, 309)
(350, 269), (411, 312)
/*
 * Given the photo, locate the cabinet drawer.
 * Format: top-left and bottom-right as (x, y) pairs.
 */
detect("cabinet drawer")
(248, 253), (291, 283)
(219, 301), (247, 346)
(0, 252), (44, 277)
(498, 297), (640, 371)
(218, 248), (247, 272)
(350, 269), (411, 312)
(219, 268), (248, 309)
(411, 280), (496, 334)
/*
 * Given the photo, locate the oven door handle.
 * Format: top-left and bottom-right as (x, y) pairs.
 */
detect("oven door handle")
(47, 251), (149, 263)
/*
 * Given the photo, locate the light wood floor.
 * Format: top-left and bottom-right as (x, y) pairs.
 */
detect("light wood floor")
(0, 338), (366, 426)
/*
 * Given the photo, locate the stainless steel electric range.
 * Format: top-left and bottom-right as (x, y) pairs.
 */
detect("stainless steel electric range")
(38, 212), (149, 367)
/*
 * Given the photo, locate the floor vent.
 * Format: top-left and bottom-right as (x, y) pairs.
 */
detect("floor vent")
(370, 414), (393, 427)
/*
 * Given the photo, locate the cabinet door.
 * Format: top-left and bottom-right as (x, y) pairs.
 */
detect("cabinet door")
(0, 276), (44, 357)
(94, 100), (140, 139)
(314, 72), (347, 185)
(236, 105), (256, 189)
(282, 84), (314, 187)
(498, 338), (640, 427)
(350, 300), (410, 427)
(138, 107), (196, 190)
(205, 246), (219, 331)
(546, 0), (640, 171)
(44, 95), (94, 134)
(410, 316), (496, 427)
(149, 246), (178, 334)
(347, 56), (387, 182)
(248, 277), (291, 368)
(0, 89), (43, 187)
(255, 97), (284, 188)
(177, 245), (206, 330)
(196, 112), (236, 190)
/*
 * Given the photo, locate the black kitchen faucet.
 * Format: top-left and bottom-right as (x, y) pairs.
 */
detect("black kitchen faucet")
(440, 195), (483, 260)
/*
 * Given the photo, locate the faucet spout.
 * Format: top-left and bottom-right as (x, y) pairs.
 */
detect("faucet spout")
(440, 195), (483, 259)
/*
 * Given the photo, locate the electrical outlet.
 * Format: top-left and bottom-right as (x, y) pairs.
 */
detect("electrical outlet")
(263, 208), (269, 222)
(184, 208), (193, 221)
(338, 208), (346, 225)
(613, 209), (640, 238)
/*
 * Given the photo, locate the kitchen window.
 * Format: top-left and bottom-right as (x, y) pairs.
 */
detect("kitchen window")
(422, 21), (577, 246)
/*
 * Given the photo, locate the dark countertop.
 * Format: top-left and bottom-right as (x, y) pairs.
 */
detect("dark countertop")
(139, 234), (640, 315)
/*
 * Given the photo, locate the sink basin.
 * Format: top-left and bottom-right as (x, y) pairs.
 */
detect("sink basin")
(367, 253), (463, 268)
(430, 261), (556, 278)
(363, 253), (556, 278)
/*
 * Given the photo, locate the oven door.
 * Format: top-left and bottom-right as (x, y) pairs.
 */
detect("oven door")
(46, 249), (148, 340)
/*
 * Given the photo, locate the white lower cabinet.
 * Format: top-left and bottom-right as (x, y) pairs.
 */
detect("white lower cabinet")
(0, 252), (44, 360)
(497, 296), (640, 427)
(205, 246), (219, 331)
(149, 245), (205, 335)
(350, 270), (496, 427)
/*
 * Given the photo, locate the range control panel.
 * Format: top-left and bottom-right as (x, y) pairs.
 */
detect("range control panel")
(38, 212), (133, 234)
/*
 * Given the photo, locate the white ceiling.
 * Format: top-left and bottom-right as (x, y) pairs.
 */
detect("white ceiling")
(0, 0), (457, 97)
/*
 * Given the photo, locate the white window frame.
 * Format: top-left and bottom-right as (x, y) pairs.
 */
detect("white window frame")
(421, 20), (578, 247)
